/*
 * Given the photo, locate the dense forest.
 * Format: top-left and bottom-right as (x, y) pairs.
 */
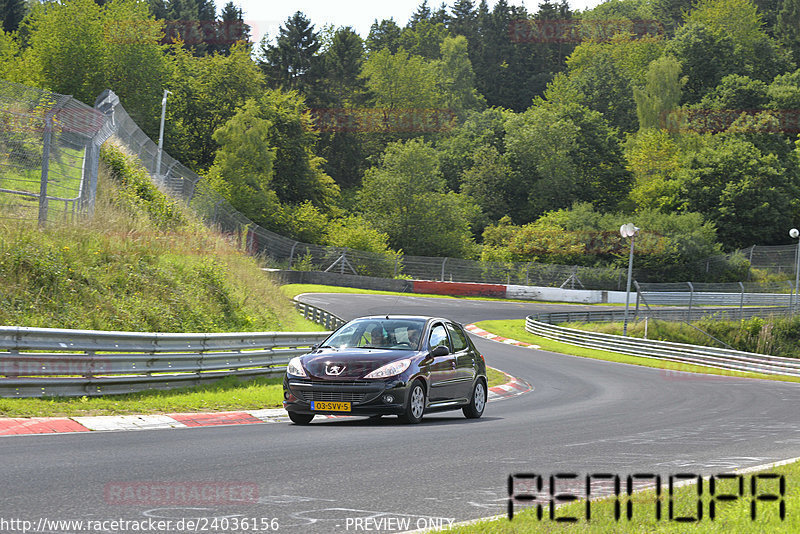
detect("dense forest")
(3, 0), (800, 281)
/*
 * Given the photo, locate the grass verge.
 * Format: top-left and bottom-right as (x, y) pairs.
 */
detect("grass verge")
(474, 319), (800, 384)
(449, 459), (799, 533)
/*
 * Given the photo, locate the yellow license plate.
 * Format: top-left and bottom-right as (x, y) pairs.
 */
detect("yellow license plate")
(311, 401), (351, 412)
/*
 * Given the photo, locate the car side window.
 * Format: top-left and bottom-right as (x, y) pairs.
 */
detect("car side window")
(446, 323), (468, 352)
(429, 324), (449, 350)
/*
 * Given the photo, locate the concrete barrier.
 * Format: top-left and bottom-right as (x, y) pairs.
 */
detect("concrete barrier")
(269, 269), (629, 304)
(413, 280), (506, 297)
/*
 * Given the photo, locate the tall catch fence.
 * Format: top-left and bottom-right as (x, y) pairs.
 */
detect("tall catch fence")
(100, 92), (800, 290)
(0, 80), (116, 224)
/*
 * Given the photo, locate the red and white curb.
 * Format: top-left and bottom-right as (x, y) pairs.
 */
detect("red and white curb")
(465, 323), (541, 350)
(0, 368), (531, 436)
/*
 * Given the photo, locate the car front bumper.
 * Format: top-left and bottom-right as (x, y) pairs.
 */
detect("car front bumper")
(283, 376), (411, 416)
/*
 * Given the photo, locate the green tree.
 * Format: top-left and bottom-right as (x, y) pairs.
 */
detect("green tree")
(358, 139), (478, 257)
(437, 107), (510, 191)
(319, 26), (365, 105)
(205, 99), (281, 228)
(460, 145), (513, 224)
(361, 47), (445, 109)
(258, 11), (321, 93)
(23, 0), (169, 135)
(651, 0), (694, 35)
(633, 56), (685, 130)
(366, 18), (401, 53)
(665, 22), (737, 103)
(1, 0), (27, 32)
(166, 42), (264, 170)
(777, 0), (800, 60)
(504, 102), (632, 222)
(565, 35), (665, 133)
(399, 19), (450, 60)
(768, 68), (800, 110)
(679, 136), (800, 248)
(434, 35), (485, 117)
(216, 2), (251, 56)
(697, 74), (769, 110)
(624, 128), (684, 211)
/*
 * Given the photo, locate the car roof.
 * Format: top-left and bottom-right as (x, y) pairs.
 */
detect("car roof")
(349, 315), (457, 325)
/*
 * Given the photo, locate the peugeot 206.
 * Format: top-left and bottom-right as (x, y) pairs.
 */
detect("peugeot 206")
(283, 315), (487, 424)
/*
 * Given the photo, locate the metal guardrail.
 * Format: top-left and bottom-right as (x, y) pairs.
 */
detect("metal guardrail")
(0, 326), (329, 398)
(530, 306), (792, 324)
(641, 292), (792, 306)
(293, 300), (347, 330)
(525, 317), (800, 378)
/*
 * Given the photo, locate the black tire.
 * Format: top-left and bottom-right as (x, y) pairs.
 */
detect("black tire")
(462, 379), (486, 419)
(399, 380), (426, 424)
(288, 412), (314, 425)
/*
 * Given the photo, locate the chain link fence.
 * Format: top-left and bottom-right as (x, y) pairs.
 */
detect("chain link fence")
(98, 92), (800, 292)
(0, 80), (116, 224)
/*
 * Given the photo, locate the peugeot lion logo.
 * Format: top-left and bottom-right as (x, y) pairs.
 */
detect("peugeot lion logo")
(326, 363), (345, 376)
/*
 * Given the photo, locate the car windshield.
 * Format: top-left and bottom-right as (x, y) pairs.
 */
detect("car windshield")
(324, 318), (426, 350)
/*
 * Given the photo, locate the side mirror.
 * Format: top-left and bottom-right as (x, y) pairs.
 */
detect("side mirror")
(431, 345), (450, 357)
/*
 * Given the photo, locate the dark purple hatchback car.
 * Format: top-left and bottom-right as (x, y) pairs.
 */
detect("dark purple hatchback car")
(283, 315), (487, 424)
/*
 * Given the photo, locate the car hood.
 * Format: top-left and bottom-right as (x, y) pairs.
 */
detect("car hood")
(301, 348), (417, 379)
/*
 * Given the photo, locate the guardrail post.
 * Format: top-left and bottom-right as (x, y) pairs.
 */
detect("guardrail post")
(687, 282), (694, 323)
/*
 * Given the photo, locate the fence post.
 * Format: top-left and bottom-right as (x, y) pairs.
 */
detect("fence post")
(441, 257), (447, 282)
(739, 281), (745, 321)
(687, 281), (694, 322)
(37, 114), (53, 226)
(288, 241), (298, 270)
(90, 90), (119, 218)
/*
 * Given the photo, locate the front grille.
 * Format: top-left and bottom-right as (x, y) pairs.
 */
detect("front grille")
(288, 379), (383, 405)
(296, 390), (368, 403)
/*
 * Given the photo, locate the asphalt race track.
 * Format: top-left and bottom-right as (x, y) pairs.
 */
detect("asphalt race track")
(1, 293), (800, 533)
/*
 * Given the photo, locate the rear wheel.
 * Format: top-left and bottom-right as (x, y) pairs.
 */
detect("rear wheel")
(463, 379), (486, 419)
(288, 412), (314, 425)
(399, 380), (426, 424)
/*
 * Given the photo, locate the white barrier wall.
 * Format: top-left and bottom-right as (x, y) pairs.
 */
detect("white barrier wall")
(507, 285), (628, 304)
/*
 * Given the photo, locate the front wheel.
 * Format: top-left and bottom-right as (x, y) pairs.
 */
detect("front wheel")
(399, 380), (426, 424)
(463, 379), (486, 419)
(288, 412), (314, 425)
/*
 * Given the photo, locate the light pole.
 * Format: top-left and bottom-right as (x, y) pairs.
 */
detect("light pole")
(155, 89), (171, 178)
(621, 223), (639, 336)
(791, 228), (800, 314)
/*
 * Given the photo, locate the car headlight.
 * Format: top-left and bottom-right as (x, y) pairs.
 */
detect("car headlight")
(364, 358), (411, 379)
(286, 356), (307, 377)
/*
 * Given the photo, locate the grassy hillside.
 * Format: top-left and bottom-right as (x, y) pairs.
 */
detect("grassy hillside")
(0, 143), (320, 333)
